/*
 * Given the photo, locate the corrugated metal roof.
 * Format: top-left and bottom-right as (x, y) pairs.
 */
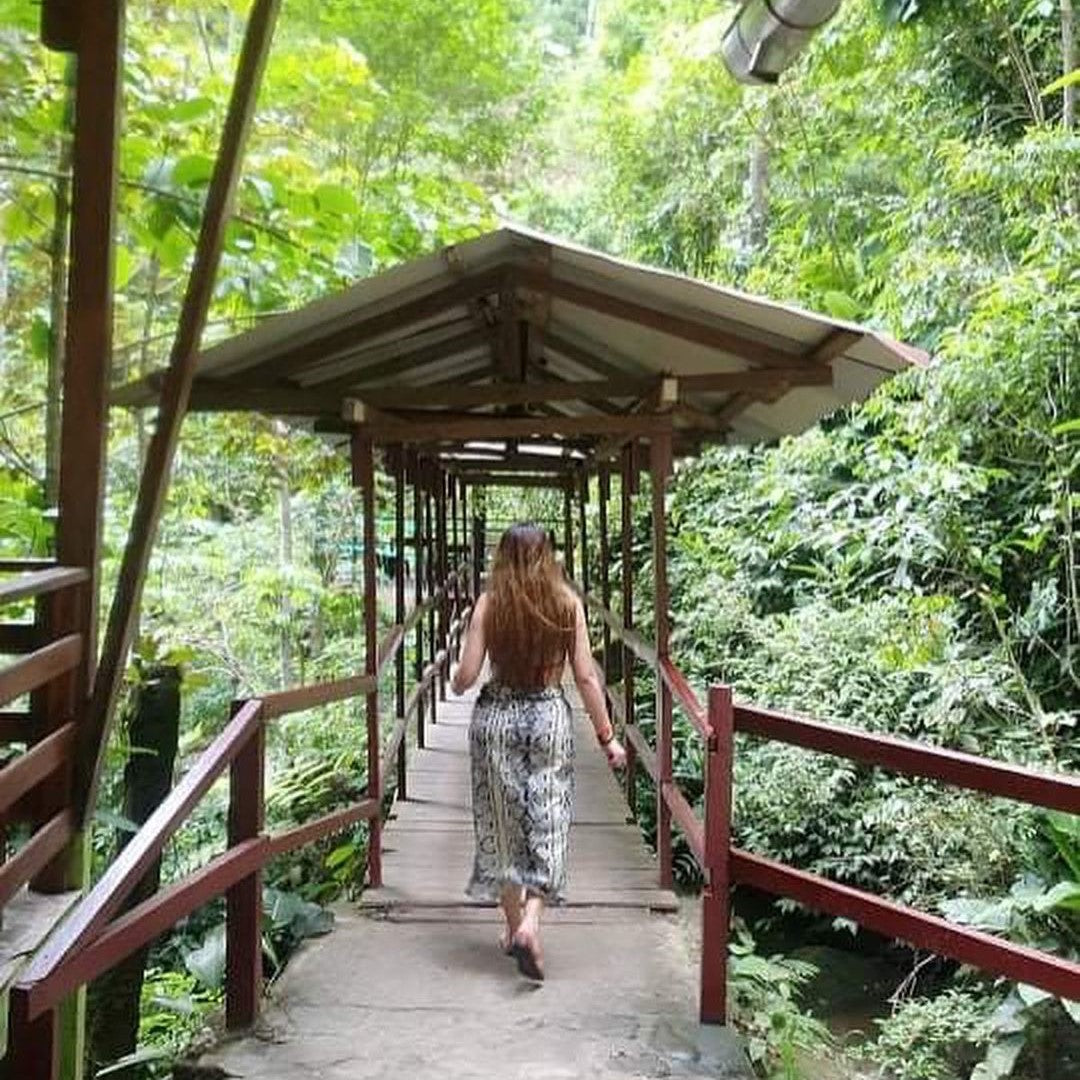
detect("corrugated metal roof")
(113, 223), (927, 458)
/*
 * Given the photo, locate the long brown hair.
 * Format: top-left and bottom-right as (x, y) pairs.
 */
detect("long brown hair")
(485, 523), (575, 689)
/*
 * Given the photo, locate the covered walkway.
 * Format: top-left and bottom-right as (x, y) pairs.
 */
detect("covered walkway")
(201, 678), (750, 1080)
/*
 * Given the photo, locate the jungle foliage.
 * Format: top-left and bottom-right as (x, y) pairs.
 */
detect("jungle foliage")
(1, 0), (1078, 1078)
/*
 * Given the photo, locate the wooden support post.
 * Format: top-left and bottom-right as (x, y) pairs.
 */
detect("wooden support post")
(352, 434), (381, 887)
(450, 471), (459, 578)
(563, 481), (575, 580)
(472, 498), (484, 599)
(411, 453), (425, 750)
(579, 471), (589, 600)
(651, 430), (674, 888)
(460, 478), (469, 590)
(225, 714), (264, 1030)
(701, 686), (734, 1024)
(7, 997), (58, 1080)
(437, 469), (450, 700)
(621, 443), (637, 814)
(424, 469), (436, 722)
(393, 446), (407, 799)
(598, 467), (612, 684)
(77, 0), (281, 824)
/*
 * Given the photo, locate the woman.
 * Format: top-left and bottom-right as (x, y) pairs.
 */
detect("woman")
(451, 523), (626, 982)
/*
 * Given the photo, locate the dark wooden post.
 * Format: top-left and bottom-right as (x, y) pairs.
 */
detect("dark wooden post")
(621, 443), (637, 814)
(225, 710), (264, 1030)
(450, 472), (459, 578)
(701, 685), (734, 1024)
(393, 446), (407, 799)
(436, 469), (448, 701)
(579, 471), (590, 599)
(598, 466), (612, 684)
(352, 434), (381, 887)
(7, 997), (58, 1080)
(651, 430), (674, 888)
(411, 453), (425, 750)
(563, 481), (575, 580)
(424, 466), (436, 722)
(460, 478), (470, 588)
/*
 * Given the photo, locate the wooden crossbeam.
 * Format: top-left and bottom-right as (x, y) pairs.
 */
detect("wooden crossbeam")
(516, 268), (808, 369)
(77, 0), (282, 825)
(455, 473), (569, 489)
(349, 413), (672, 443)
(227, 269), (504, 386)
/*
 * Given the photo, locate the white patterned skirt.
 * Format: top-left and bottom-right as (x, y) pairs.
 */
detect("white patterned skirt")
(466, 682), (575, 903)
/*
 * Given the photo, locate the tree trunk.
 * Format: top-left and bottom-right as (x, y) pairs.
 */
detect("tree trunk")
(44, 62), (76, 511)
(88, 665), (182, 1079)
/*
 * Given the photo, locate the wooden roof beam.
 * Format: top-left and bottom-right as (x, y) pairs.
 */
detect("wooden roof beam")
(514, 267), (836, 371)
(345, 413), (673, 444)
(79, 0), (282, 824)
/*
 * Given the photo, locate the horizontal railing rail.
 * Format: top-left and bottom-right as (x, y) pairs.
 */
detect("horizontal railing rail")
(1, 565), (89, 920)
(577, 587), (1080, 1021)
(10, 564), (472, 1038)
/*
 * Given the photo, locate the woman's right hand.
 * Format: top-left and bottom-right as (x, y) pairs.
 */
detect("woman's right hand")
(603, 737), (627, 770)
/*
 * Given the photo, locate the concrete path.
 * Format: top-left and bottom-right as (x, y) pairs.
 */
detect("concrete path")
(201, 679), (752, 1080)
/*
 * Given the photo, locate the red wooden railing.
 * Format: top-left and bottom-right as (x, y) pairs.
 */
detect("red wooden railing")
(581, 590), (1080, 1023)
(1, 561), (89, 916)
(5, 564), (471, 1078)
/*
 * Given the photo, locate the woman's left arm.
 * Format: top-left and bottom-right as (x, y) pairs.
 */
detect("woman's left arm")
(451, 592), (488, 695)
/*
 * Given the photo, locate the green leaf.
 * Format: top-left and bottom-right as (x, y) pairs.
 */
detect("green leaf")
(1042, 68), (1080, 96)
(1051, 418), (1080, 436)
(1032, 881), (1080, 913)
(29, 315), (51, 360)
(168, 96), (215, 124)
(96, 1046), (171, 1077)
(821, 290), (861, 320)
(184, 923), (227, 989)
(172, 154), (215, 188)
(314, 183), (359, 217)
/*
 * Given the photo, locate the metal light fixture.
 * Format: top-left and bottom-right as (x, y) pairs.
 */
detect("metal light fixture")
(721, 0), (843, 85)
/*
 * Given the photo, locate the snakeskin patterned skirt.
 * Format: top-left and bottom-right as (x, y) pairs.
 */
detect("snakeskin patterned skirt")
(466, 682), (575, 903)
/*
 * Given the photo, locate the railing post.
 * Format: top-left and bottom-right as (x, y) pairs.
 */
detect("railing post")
(353, 433), (382, 888)
(702, 685), (734, 1024)
(562, 480), (575, 579)
(7, 997), (59, 1080)
(578, 470), (589, 600)
(651, 430), (673, 888)
(226, 707), (264, 1030)
(393, 446), (407, 800)
(621, 442), (637, 815)
(424, 467), (436, 723)
(436, 469), (448, 702)
(412, 452), (425, 750)
(598, 466), (612, 686)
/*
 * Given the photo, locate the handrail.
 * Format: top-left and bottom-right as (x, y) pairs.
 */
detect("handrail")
(18, 698), (265, 991)
(0, 634), (82, 709)
(735, 704), (1080, 814)
(9, 556), (473, 1059)
(0, 566), (88, 607)
(0, 721), (76, 816)
(659, 657), (713, 743)
(259, 674), (375, 720)
(0, 810), (76, 910)
(0, 558), (59, 574)
(576, 585), (1080, 1012)
(21, 838), (270, 1017)
(731, 849), (1080, 1001)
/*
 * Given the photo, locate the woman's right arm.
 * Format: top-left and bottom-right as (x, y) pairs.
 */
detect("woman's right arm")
(451, 592), (488, 695)
(569, 598), (626, 768)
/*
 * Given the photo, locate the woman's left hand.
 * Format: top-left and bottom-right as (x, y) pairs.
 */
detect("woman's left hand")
(604, 737), (627, 769)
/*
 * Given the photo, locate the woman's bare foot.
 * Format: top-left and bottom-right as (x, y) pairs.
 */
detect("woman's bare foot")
(498, 885), (524, 954)
(509, 924), (544, 981)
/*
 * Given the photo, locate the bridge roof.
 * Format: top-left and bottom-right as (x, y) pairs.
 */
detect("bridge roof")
(113, 224), (927, 464)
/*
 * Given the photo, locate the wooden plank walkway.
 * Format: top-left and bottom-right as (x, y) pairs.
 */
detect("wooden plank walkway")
(202, 678), (751, 1080)
(361, 676), (677, 912)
